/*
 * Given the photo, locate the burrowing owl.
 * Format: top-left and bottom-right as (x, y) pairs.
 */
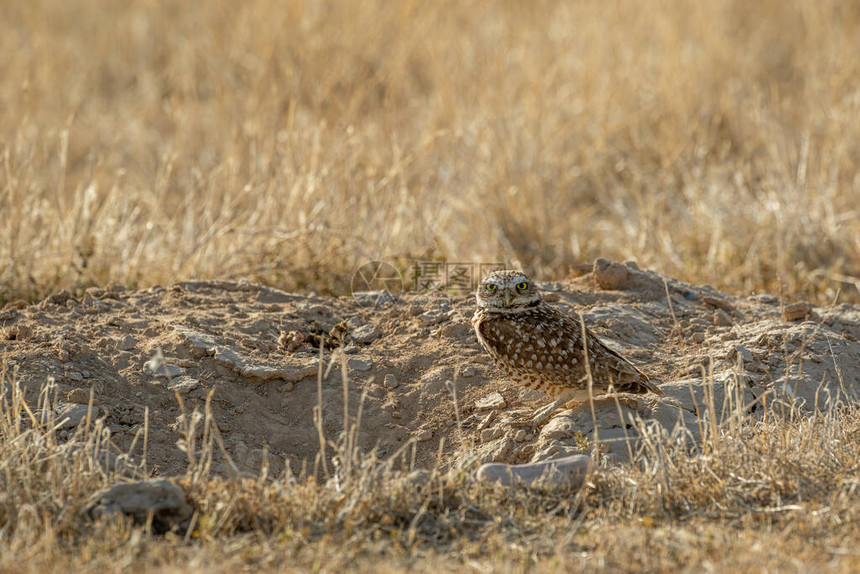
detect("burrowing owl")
(472, 270), (662, 426)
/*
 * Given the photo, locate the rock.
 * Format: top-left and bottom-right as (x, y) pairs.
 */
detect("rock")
(383, 374), (399, 389)
(351, 324), (380, 344)
(117, 335), (138, 351)
(514, 429), (528, 443)
(476, 454), (592, 489)
(475, 392), (506, 411)
(54, 402), (100, 429)
(87, 479), (192, 534)
(347, 358), (373, 372)
(213, 345), (319, 382)
(343, 345), (360, 355)
(65, 388), (99, 406)
(481, 427), (503, 442)
(66, 371), (84, 381)
(353, 290), (396, 307)
(783, 302), (814, 322)
(174, 327), (218, 357)
(166, 376), (200, 394)
(702, 295), (740, 315)
(460, 367), (475, 378)
(415, 429), (434, 442)
(419, 310), (446, 325)
(143, 356), (186, 378)
(593, 258), (630, 290)
(713, 309), (733, 327)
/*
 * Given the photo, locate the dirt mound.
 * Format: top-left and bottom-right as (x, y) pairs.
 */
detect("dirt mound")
(2, 262), (858, 478)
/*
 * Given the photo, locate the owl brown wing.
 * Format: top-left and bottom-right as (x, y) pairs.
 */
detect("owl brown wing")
(537, 305), (663, 396)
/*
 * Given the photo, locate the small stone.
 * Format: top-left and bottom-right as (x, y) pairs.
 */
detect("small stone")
(475, 392), (507, 411)
(343, 345), (360, 355)
(419, 311), (446, 325)
(87, 479), (192, 534)
(476, 454), (592, 489)
(143, 356), (186, 378)
(166, 376), (200, 394)
(383, 374), (399, 389)
(66, 388), (99, 405)
(690, 332), (705, 343)
(783, 302), (814, 322)
(353, 291), (395, 307)
(514, 429), (528, 443)
(391, 411), (403, 419)
(713, 309), (733, 327)
(415, 429), (434, 442)
(54, 402), (100, 429)
(57, 349), (70, 361)
(481, 427), (502, 443)
(283, 382), (294, 392)
(460, 366), (475, 378)
(351, 324), (380, 344)
(593, 258), (629, 291)
(347, 358), (373, 372)
(117, 335), (137, 351)
(66, 371), (84, 381)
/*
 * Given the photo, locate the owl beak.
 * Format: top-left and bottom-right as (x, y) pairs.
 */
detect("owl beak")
(504, 291), (514, 306)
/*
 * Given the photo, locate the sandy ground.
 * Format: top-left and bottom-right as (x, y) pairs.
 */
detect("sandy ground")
(2, 260), (858, 479)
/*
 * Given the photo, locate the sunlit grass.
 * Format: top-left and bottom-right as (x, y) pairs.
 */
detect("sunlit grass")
(1, 0), (859, 305)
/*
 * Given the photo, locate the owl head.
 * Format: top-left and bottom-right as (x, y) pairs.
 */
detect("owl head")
(476, 270), (541, 312)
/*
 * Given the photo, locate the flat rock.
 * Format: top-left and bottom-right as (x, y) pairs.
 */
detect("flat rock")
(166, 376), (200, 394)
(54, 402), (100, 429)
(143, 356), (186, 378)
(475, 392), (506, 411)
(213, 345), (319, 382)
(347, 358), (373, 372)
(117, 335), (137, 351)
(87, 479), (192, 534)
(351, 323), (380, 344)
(476, 454), (592, 489)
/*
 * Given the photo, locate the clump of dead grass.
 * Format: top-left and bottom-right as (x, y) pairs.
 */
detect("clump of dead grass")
(1, 0), (859, 305)
(2, 361), (859, 571)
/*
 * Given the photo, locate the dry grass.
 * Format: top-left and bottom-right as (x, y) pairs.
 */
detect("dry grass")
(2, 1), (860, 571)
(2, 0), (860, 304)
(2, 354), (860, 571)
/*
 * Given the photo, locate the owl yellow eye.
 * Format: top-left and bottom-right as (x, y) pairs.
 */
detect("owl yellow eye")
(516, 282), (528, 290)
(485, 284), (497, 291)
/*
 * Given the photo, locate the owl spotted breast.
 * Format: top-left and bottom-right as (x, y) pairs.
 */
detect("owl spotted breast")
(471, 270), (662, 425)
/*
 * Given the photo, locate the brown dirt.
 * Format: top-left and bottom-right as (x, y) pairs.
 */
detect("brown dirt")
(2, 261), (858, 479)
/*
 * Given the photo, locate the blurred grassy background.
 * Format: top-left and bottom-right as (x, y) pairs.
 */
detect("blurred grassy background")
(1, 0), (859, 303)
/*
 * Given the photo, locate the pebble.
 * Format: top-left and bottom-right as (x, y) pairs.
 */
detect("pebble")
(87, 479), (192, 534)
(713, 309), (733, 327)
(481, 427), (502, 442)
(351, 324), (380, 344)
(783, 302), (813, 322)
(347, 358), (373, 372)
(143, 356), (186, 378)
(117, 335), (137, 351)
(54, 402), (101, 429)
(415, 429), (434, 442)
(66, 371), (84, 381)
(475, 392), (507, 411)
(514, 429), (528, 442)
(166, 376), (200, 394)
(66, 388), (99, 405)
(476, 454), (592, 489)
(460, 367), (475, 378)
(383, 374), (399, 389)
(593, 258), (630, 291)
